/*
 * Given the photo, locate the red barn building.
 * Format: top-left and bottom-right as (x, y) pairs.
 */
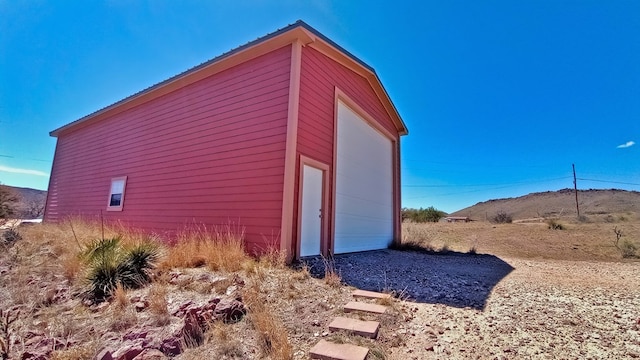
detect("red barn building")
(44, 21), (408, 259)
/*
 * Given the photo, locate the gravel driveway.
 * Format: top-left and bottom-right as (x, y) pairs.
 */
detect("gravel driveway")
(304, 249), (514, 310)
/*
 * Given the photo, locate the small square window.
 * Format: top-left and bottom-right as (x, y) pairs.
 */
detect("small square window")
(107, 176), (127, 211)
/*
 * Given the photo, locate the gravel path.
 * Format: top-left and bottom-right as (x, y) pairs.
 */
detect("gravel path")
(325, 249), (514, 309)
(304, 250), (640, 359)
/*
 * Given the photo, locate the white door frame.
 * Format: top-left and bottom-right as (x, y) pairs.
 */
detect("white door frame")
(297, 156), (329, 258)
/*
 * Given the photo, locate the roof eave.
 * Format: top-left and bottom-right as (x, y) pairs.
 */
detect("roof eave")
(50, 23), (316, 137)
(51, 20), (408, 137)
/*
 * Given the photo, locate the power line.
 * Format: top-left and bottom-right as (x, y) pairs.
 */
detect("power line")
(576, 178), (640, 186)
(0, 154), (50, 162)
(403, 177), (572, 188)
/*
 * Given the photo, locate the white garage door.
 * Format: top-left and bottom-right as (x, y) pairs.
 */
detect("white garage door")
(334, 101), (394, 253)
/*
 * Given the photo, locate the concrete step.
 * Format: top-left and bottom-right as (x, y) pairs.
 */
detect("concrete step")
(310, 339), (369, 360)
(344, 301), (387, 314)
(329, 316), (380, 339)
(352, 289), (391, 300)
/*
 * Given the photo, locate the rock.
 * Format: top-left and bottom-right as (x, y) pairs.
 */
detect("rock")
(134, 302), (147, 312)
(24, 335), (45, 347)
(169, 273), (193, 286)
(425, 342), (435, 351)
(123, 330), (149, 342)
(171, 301), (194, 317)
(112, 340), (144, 360)
(132, 348), (167, 360)
(182, 314), (205, 346)
(214, 298), (245, 323)
(225, 285), (238, 296)
(21, 351), (48, 360)
(96, 349), (114, 360)
(91, 301), (110, 312)
(159, 335), (182, 357)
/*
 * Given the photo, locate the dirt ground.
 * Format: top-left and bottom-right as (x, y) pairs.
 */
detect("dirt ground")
(306, 248), (640, 359)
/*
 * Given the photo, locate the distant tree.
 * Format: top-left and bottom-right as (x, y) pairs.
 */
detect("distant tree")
(492, 210), (513, 224)
(401, 206), (447, 223)
(0, 185), (19, 219)
(26, 196), (46, 218)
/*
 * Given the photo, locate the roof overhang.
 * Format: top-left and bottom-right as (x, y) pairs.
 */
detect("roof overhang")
(50, 20), (408, 137)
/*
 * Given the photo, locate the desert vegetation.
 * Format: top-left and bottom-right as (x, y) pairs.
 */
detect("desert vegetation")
(0, 185), (19, 220)
(0, 184), (46, 221)
(401, 206), (447, 223)
(0, 220), (407, 360)
(400, 215), (639, 261)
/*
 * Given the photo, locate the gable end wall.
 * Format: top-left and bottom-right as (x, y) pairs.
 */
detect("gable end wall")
(294, 46), (400, 254)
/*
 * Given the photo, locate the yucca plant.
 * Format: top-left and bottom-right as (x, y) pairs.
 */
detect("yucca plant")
(81, 236), (160, 302)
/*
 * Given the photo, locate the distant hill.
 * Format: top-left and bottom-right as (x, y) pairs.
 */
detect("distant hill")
(451, 189), (640, 221)
(0, 185), (47, 219)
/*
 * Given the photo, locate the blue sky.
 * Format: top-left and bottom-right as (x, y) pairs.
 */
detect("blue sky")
(1, 1), (638, 213)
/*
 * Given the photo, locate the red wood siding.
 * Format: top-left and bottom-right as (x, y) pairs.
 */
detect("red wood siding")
(45, 45), (292, 252)
(293, 46), (399, 252)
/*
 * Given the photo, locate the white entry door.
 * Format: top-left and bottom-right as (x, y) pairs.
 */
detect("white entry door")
(300, 165), (323, 257)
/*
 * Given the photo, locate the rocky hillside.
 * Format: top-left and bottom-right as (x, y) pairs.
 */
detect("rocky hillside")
(451, 188), (640, 221)
(0, 185), (47, 219)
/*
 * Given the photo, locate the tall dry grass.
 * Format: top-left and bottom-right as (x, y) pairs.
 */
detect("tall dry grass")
(159, 224), (250, 272)
(243, 285), (293, 359)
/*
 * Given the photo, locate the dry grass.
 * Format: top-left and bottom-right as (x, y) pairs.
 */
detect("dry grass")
(147, 283), (171, 326)
(112, 283), (128, 310)
(108, 307), (138, 332)
(321, 257), (342, 288)
(243, 284), (293, 359)
(291, 263), (311, 281)
(401, 217), (640, 261)
(159, 224), (250, 272)
(207, 322), (243, 357)
(50, 341), (100, 360)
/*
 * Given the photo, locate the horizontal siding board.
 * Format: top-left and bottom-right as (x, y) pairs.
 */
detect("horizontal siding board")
(45, 45), (293, 253)
(53, 134), (287, 175)
(59, 95), (289, 154)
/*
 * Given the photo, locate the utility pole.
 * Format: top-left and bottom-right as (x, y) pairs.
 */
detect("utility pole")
(572, 164), (580, 218)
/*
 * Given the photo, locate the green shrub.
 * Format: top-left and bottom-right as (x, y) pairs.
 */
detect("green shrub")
(492, 211), (512, 224)
(620, 240), (638, 259)
(2, 228), (21, 245)
(546, 219), (564, 230)
(401, 206), (446, 223)
(81, 237), (160, 302)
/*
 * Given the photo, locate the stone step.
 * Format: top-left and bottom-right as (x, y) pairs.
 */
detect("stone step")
(352, 289), (391, 300)
(344, 301), (387, 314)
(309, 339), (369, 360)
(328, 316), (380, 339)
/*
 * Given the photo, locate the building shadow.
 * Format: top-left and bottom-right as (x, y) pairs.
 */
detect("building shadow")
(300, 249), (514, 310)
